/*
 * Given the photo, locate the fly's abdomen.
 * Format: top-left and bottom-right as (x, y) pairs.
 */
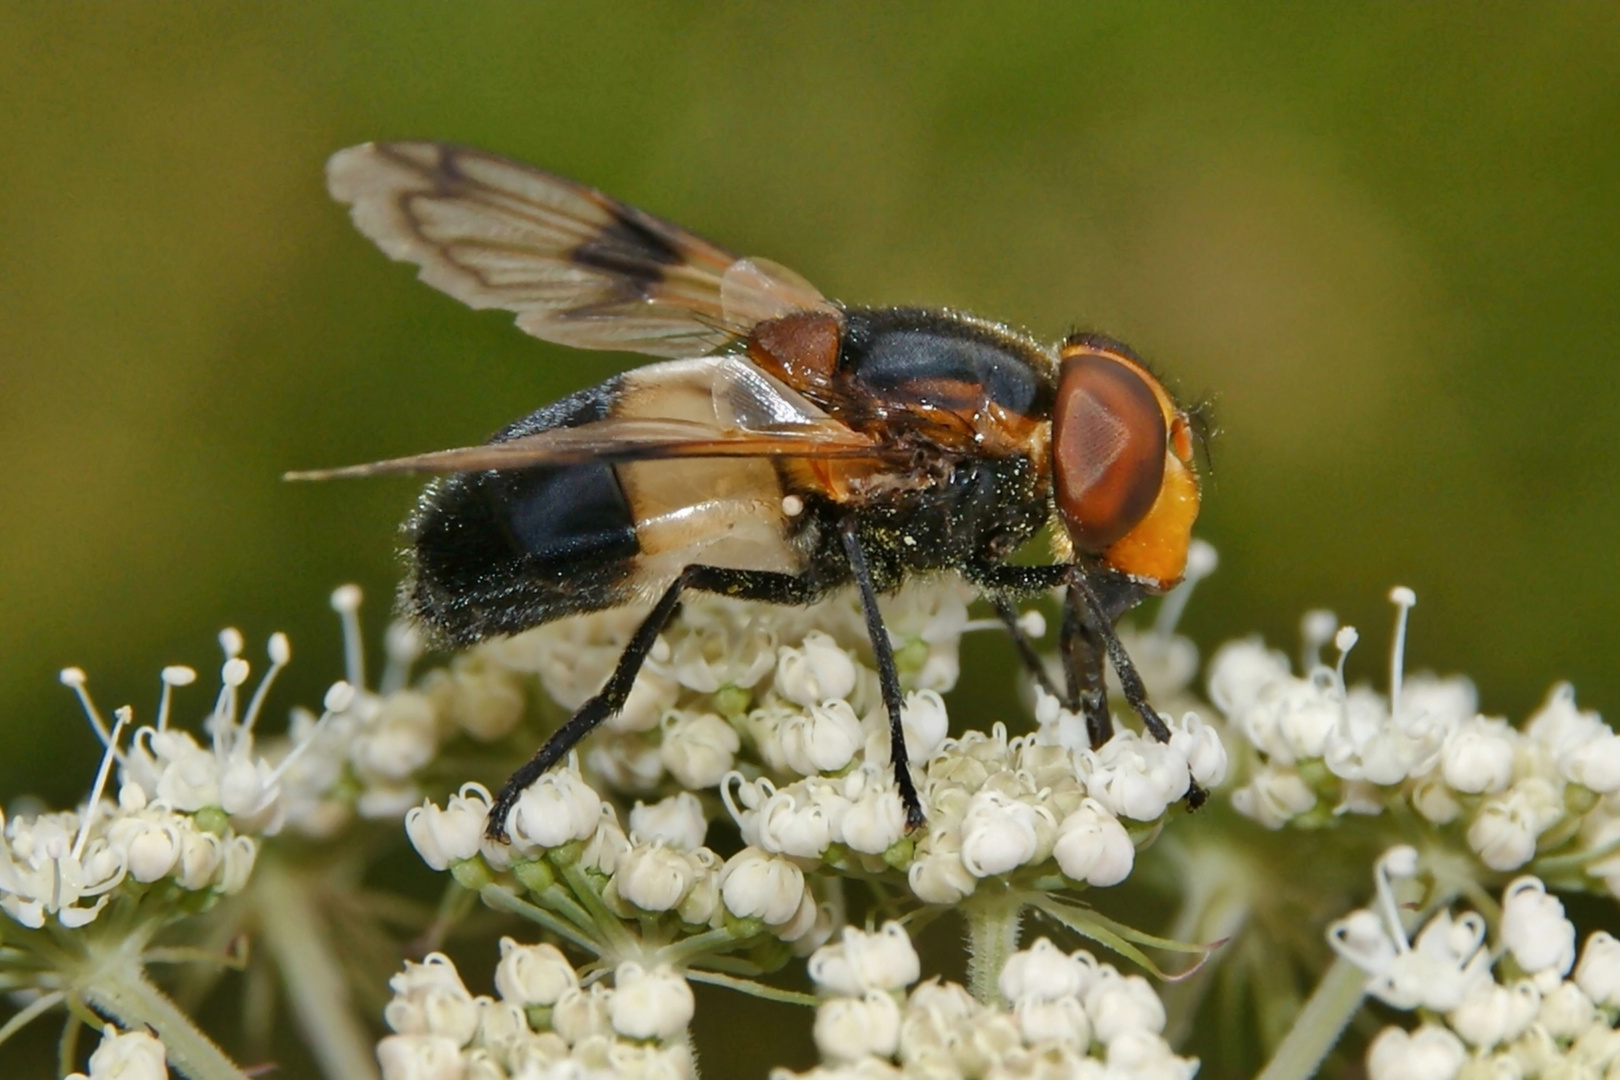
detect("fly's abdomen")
(407, 381), (642, 644)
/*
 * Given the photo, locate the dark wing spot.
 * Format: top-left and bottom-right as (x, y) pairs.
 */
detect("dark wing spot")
(570, 209), (683, 285)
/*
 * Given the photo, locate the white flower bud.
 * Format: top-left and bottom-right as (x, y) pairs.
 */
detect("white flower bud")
(494, 939), (577, 1007)
(901, 690), (950, 761)
(1081, 731), (1188, 822)
(616, 843), (697, 912)
(376, 1034), (463, 1080)
(959, 790), (1042, 878)
(406, 785), (492, 871)
(1440, 720), (1515, 795)
(629, 792), (707, 852)
(1000, 939), (1089, 1003)
(813, 991), (901, 1063)
(1053, 800), (1136, 887)
(1365, 1024), (1466, 1080)
(551, 984), (613, 1045)
(608, 964), (695, 1040)
(1105, 1028), (1195, 1080)
(1500, 877), (1576, 976)
(1085, 970), (1166, 1043)
(808, 922), (921, 996)
(1231, 766), (1319, 829)
(385, 955), (478, 1046)
(218, 836), (257, 894)
(659, 711), (739, 789)
(443, 658), (525, 742)
(1410, 774), (1462, 825)
(505, 768), (603, 852)
(1015, 997), (1090, 1048)
(173, 826), (223, 890)
(1536, 981), (1595, 1040)
(1574, 931), (1620, 1006)
(1206, 638), (1292, 717)
(779, 700), (864, 775)
(606, 669), (680, 734)
(718, 847), (806, 925)
(1568, 732), (1620, 794)
(907, 836), (977, 905)
(677, 853), (722, 927)
(755, 789), (837, 859)
(1169, 712), (1228, 788)
(839, 770), (905, 855)
(73, 1026), (168, 1080)
(505, 1032), (569, 1074)
(471, 998), (526, 1057)
(1447, 980), (1539, 1049)
(775, 631), (858, 706)
(124, 822), (182, 884)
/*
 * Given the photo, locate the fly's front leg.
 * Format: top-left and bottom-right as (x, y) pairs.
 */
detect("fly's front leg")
(1061, 586), (1114, 747)
(966, 560), (1070, 705)
(841, 519), (926, 830)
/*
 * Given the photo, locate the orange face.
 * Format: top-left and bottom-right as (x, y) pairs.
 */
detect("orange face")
(1051, 336), (1200, 591)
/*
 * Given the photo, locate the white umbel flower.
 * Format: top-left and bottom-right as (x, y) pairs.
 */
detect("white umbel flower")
(1365, 1024), (1467, 1080)
(608, 963), (695, 1040)
(493, 939), (578, 1008)
(406, 784), (493, 871)
(1499, 876), (1576, 977)
(808, 922), (921, 996)
(718, 847), (808, 926)
(503, 762), (602, 852)
(628, 792), (708, 852)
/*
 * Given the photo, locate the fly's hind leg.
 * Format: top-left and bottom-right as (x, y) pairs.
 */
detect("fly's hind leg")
(485, 564), (824, 842)
(840, 519), (927, 831)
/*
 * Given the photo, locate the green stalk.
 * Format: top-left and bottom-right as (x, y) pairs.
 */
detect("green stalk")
(83, 960), (250, 1080)
(253, 855), (380, 1080)
(963, 893), (1022, 1006)
(1251, 955), (1366, 1080)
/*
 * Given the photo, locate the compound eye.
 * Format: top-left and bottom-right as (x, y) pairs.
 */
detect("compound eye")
(1053, 352), (1167, 553)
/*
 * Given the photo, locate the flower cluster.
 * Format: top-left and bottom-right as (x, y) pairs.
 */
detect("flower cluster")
(775, 924), (1197, 1080)
(1210, 588), (1620, 893)
(1331, 847), (1620, 1080)
(0, 634), (317, 930)
(404, 574), (1229, 972)
(377, 944), (695, 1080)
(273, 586), (530, 836)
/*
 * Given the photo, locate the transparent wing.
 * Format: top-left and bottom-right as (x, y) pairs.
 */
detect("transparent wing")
(328, 142), (837, 357)
(287, 355), (890, 479)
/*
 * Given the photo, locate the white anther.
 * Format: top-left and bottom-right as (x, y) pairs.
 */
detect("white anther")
(161, 666), (197, 686)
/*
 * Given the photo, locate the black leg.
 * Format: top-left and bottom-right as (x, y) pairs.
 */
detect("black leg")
(486, 564), (830, 842)
(1066, 566), (1171, 744)
(988, 594), (1065, 705)
(839, 519), (926, 831)
(485, 574), (690, 841)
(1061, 586), (1115, 747)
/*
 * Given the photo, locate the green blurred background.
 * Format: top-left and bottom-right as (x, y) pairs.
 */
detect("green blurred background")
(1, 1), (1617, 1070)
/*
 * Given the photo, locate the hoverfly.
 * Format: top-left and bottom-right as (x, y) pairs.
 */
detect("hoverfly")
(292, 142), (1204, 841)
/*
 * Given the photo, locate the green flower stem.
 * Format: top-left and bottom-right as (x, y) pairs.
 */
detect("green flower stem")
(1251, 954), (1366, 1080)
(964, 892), (1023, 1006)
(0, 988), (65, 1048)
(655, 925), (748, 969)
(82, 957), (250, 1080)
(253, 854), (380, 1080)
(480, 885), (603, 955)
(684, 968), (818, 1007)
(556, 861), (640, 958)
